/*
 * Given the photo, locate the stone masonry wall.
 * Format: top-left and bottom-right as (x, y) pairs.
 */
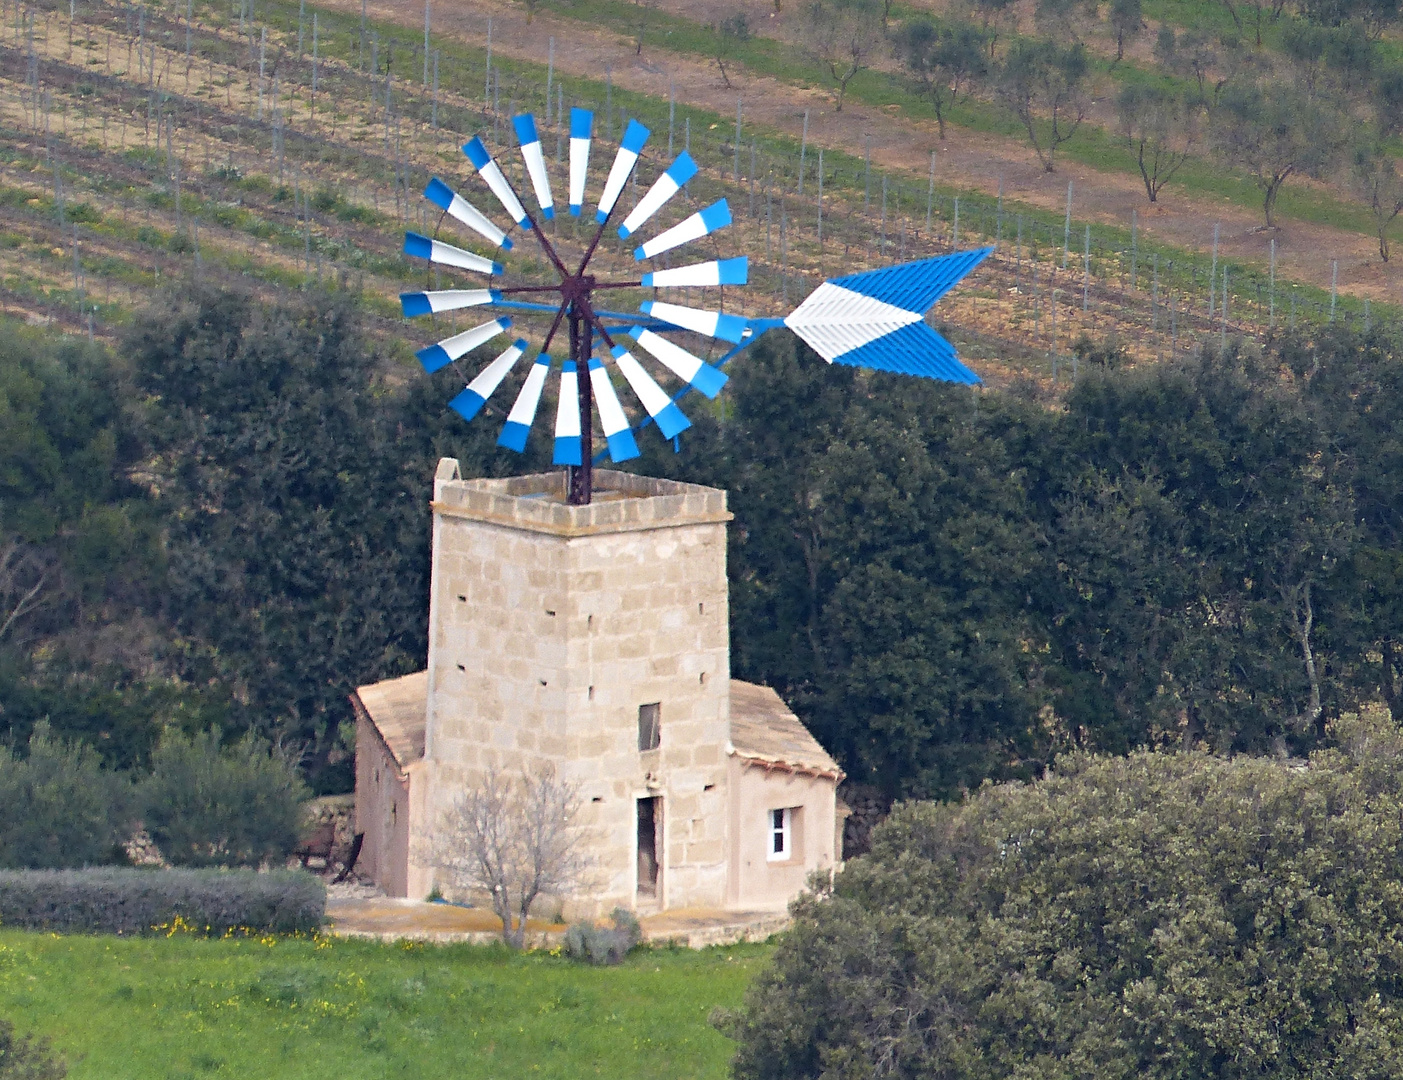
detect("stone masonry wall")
(417, 464), (732, 913)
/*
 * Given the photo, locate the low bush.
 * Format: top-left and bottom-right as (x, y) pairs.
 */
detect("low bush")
(0, 723), (133, 869)
(563, 908), (641, 965)
(0, 867), (325, 936)
(142, 728), (309, 868)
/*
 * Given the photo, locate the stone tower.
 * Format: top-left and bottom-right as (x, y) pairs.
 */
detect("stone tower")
(406, 461), (733, 909)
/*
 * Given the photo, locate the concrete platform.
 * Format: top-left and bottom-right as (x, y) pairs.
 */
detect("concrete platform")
(325, 896), (789, 949)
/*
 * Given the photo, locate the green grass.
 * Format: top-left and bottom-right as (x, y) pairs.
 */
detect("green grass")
(0, 928), (766, 1079)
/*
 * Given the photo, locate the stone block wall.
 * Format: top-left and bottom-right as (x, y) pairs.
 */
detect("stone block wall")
(413, 463), (733, 911)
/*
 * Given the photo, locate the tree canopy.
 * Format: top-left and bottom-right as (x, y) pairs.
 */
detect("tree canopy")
(722, 707), (1403, 1080)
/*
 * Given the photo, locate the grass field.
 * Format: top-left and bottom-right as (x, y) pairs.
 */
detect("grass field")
(0, 928), (765, 1079)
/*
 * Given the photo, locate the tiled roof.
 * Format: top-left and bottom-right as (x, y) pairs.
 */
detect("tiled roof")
(728, 680), (842, 779)
(349, 672), (840, 780)
(352, 671), (428, 769)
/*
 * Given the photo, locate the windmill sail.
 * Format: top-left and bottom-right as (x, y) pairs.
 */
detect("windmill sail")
(610, 345), (691, 439)
(588, 357), (641, 461)
(568, 108), (593, 216)
(634, 200), (731, 260)
(596, 120), (649, 223)
(639, 300), (748, 344)
(627, 327), (728, 398)
(553, 362), (582, 465)
(448, 338), (529, 421)
(404, 232), (503, 275)
(423, 178), (513, 250)
(618, 152), (698, 239)
(401, 289), (502, 317)
(462, 137), (529, 227)
(416, 317), (512, 373)
(513, 114), (555, 220)
(642, 258), (748, 288)
(499, 354), (551, 451)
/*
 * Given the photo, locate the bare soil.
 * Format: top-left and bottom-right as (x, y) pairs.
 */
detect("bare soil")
(327, 0), (1398, 303)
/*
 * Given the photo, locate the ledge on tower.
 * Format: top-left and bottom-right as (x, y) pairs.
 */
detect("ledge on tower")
(430, 462), (731, 537)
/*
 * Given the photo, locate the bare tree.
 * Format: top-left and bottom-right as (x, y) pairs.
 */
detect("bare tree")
(1117, 84), (1198, 202)
(1108, 0), (1144, 61)
(801, 0), (883, 112)
(1351, 144), (1403, 261)
(0, 538), (52, 643)
(714, 11), (751, 89)
(433, 765), (590, 948)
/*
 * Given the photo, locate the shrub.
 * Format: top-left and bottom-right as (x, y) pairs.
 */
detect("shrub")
(142, 729), (308, 868)
(0, 723), (132, 869)
(0, 1018), (66, 1079)
(722, 708), (1403, 1080)
(564, 908), (641, 965)
(0, 867), (324, 936)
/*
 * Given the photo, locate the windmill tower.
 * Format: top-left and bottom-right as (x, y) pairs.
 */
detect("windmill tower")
(355, 109), (990, 911)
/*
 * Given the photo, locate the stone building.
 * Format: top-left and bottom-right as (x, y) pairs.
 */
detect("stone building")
(352, 462), (845, 913)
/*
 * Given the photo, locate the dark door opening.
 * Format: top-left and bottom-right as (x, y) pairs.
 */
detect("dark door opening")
(637, 796), (661, 898)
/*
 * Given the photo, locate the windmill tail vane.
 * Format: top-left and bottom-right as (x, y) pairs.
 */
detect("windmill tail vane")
(398, 104), (991, 505)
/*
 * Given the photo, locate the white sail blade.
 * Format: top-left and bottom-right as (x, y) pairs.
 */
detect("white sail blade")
(595, 119), (649, 223)
(462, 136), (529, 227)
(423, 178), (513, 250)
(633, 200), (731, 260)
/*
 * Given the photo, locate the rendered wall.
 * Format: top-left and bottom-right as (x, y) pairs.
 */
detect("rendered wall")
(421, 464), (732, 912)
(354, 716), (412, 898)
(726, 759), (840, 910)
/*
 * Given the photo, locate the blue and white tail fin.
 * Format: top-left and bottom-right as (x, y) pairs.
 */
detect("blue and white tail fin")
(783, 248), (992, 384)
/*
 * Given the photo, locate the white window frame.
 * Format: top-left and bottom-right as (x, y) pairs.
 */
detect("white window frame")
(767, 807), (792, 862)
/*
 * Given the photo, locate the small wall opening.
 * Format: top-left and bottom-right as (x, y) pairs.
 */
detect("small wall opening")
(637, 796), (662, 898)
(638, 703), (661, 751)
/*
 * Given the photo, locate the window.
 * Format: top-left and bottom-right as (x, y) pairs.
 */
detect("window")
(638, 703), (661, 751)
(768, 808), (791, 862)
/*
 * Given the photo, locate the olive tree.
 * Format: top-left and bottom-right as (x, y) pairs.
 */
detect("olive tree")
(142, 728), (309, 868)
(720, 708), (1403, 1079)
(898, 19), (989, 140)
(1209, 81), (1343, 227)
(1351, 143), (1403, 260)
(1117, 83), (1198, 202)
(800, 0), (883, 112)
(997, 40), (1090, 172)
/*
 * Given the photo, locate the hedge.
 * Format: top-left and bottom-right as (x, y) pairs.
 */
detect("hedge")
(0, 868), (325, 936)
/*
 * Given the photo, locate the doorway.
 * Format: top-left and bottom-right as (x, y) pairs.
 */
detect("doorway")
(636, 796), (661, 899)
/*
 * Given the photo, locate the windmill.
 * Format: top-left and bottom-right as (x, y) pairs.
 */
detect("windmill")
(402, 108), (991, 505)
